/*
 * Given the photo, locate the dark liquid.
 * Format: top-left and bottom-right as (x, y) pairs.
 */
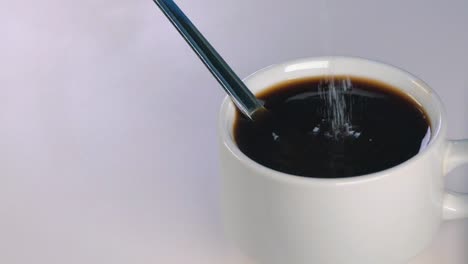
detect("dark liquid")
(234, 76), (431, 178)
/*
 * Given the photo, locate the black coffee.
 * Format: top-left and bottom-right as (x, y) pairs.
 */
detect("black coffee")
(234, 76), (431, 178)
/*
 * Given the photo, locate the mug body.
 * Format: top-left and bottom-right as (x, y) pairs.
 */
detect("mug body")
(218, 57), (448, 264)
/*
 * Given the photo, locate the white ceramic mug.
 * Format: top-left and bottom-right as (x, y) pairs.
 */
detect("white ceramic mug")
(218, 57), (468, 264)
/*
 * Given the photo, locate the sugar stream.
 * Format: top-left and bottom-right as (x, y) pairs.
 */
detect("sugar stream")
(318, 74), (355, 140)
(316, 2), (356, 140)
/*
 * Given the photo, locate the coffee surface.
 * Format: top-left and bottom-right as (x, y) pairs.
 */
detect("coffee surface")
(234, 76), (431, 178)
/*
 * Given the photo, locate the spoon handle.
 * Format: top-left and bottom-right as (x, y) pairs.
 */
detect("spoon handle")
(153, 0), (263, 119)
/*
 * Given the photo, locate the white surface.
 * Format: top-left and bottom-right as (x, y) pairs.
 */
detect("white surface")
(0, 0), (467, 263)
(219, 57), (465, 264)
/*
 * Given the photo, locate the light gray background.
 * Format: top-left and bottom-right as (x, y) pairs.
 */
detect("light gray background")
(1, 0), (467, 263)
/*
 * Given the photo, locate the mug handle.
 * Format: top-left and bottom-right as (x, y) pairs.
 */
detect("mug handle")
(443, 139), (468, 220)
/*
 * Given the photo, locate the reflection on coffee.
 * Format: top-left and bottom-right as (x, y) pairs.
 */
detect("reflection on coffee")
(234, 76), (431, 178)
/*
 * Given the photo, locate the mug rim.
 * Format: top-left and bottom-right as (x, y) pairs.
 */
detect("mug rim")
(219, 56), (446, 184)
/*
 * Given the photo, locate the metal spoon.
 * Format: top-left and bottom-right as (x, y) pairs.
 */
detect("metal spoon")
(152, 0), (267, 120)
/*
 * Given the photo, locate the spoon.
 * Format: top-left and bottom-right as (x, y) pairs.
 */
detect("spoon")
(152, 0), (267, 120)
